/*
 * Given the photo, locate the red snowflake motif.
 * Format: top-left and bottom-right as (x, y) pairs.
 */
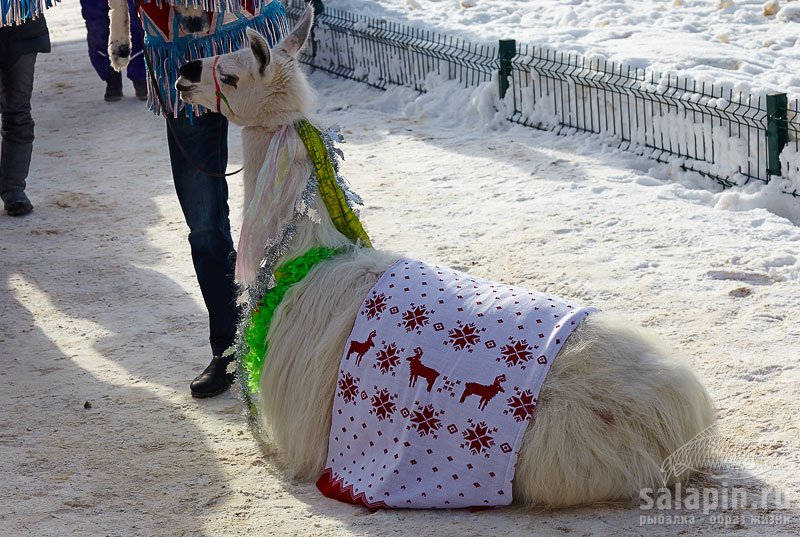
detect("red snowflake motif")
(408, 404), (442, 437)
(505, 389), (537, 422)
(338, 372), (359, 404)
(401, 304), (430, 333)
(448, 322), (481, 351)
(375, 342), (401, 374)
(370, 388), (396, 421)
(363, 292), (387, 319)
(499, 338), (533, 367)
(462, 421), (495, 454)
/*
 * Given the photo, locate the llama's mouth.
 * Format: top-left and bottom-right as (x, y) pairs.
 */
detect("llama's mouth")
(175, 81), (197, 102)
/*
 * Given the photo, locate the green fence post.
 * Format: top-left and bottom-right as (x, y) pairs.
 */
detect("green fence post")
(498, 39), (516, 100)
(766, 93), (788, 177)
(310, 1), (325, 60)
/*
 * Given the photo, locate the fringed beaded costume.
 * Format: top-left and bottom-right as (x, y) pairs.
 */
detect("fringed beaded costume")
(136, 0), (288, 117)
(0, 0), (57, 26)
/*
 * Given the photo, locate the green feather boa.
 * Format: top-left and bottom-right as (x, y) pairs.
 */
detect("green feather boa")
(242, 247), (342, 394)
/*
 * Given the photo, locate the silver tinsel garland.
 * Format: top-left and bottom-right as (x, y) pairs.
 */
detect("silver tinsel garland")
(228, 124), (365, 433)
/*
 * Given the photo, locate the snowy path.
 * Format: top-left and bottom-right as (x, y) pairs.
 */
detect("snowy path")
(1, 3), (798, 536)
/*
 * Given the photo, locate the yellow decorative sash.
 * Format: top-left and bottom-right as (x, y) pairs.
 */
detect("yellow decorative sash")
(295, 119), (373, 248)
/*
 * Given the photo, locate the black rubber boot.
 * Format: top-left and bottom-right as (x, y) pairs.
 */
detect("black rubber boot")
(104, 71), (123, 102)
(190, 355), (236, 398)
(1, 141), (33, 217)
(133, 79), (148, 101)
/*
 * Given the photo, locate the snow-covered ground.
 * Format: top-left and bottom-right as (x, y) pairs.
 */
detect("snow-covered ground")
(2, 1), (799, 536)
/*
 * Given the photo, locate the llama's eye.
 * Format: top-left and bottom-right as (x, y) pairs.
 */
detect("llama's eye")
(220, 74), (239, 88)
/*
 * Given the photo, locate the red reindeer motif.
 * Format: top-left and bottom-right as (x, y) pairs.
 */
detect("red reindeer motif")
(346, 329), (378, 366)
(460, 374), (507, 410)
(406, 347), (439, 392)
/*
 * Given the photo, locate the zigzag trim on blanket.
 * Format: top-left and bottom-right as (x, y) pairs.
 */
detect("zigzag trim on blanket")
(1, 0), (58, 27)
(141, 0), (288, 117)
(316, 468), (388, 511)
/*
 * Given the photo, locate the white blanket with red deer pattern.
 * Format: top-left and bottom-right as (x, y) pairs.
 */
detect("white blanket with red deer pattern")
(316, 258), (598, 509)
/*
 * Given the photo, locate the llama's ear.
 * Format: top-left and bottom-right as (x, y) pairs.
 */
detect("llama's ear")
(279, 5), (314, 58)
(247, 27), (271, 76)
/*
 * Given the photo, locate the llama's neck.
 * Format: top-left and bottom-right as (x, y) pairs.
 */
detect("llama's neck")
(241, 125), (278, 204)
(250, 61), (315, 131)
(239, 124), (351, 284)
(282, 204), (352, 261)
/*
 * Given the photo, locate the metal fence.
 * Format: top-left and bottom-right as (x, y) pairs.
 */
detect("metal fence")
(291, 2), (496, 92)
(780, 101), (800, 196)
(287, 0), (799, 197)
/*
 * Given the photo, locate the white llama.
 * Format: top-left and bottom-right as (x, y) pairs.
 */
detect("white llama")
(175, 7), (716, 508)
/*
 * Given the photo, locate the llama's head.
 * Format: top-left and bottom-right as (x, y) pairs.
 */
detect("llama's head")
(494, 374), (507, 389)
(175, 7), (315, 128)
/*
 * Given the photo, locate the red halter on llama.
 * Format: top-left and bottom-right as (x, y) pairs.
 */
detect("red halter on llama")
(318, 259), (598, 509)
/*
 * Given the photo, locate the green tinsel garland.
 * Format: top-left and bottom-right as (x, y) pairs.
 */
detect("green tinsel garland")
(242, 247), (341, 394)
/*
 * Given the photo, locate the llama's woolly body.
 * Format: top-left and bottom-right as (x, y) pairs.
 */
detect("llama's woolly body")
(174, 7), (717, 508)
(261, 253), (715, 506)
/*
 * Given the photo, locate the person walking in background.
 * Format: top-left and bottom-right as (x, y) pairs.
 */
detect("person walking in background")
(80, 0), (146, 102)
(107, 0), (288, 397)
(0, 1), (53, 217)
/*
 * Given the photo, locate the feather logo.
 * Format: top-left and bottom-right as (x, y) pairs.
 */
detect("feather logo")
(660, 423), (773, 486)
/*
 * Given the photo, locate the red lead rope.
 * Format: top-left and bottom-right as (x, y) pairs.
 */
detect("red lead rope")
(212, 55), (222, 114)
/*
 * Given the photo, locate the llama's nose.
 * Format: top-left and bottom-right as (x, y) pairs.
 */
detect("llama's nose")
(178, 60), (203, 83)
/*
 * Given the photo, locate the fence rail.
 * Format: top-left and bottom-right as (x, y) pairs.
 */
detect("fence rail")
(294, 3), (496, 92)
(287, 0), (800, 197)
(505, 46), (770, 189)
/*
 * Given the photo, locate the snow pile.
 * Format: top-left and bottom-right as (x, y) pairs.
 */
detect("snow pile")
(314, 0), (800, 224)
(332, 0), (800, 99)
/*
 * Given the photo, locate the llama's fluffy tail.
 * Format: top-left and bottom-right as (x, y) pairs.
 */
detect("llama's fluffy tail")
(108, 0), (133, 71)
(512, 314), (717, 508)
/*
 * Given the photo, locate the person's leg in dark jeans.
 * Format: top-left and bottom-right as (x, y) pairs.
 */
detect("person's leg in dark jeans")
(0, 52), (37, 217)
(166, 112), (239, 398)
